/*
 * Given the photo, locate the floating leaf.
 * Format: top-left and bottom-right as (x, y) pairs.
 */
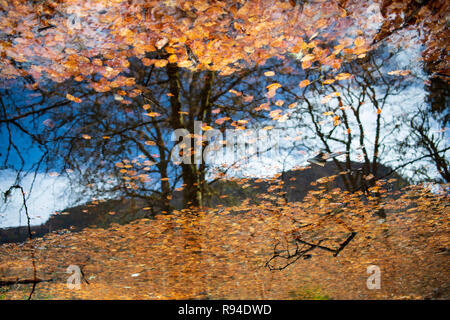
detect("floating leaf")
(66, 93), (82, 103)
(354, 36), (365, 47)
(336, 73), (351, 80)
(154, 59), (168, 68)
(266, 83), (282, 91)
(299, 80), (310, 88)
(145, 112), (161, 117)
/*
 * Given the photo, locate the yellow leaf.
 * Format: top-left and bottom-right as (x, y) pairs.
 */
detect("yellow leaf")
(215, 117), (230, 125)
(156, 38), (168, 49)
(168, 54), (178, 63)
(201, 124), (213, 131)
(336, 73), (351, 80)
(142, 58), (152, 66)
(354, 36), (365, 47)
(66, 94), (82, 103)
(299, 80), (310, 88)
(275, 100), (284, 106)
(269, 109), (282, 118)
(178, 60), (193, 68)
(154, 59), (168, 68)
(145, 112), (161, 117)
(301, 54), (315, 62)
(266, 83), (282, 91)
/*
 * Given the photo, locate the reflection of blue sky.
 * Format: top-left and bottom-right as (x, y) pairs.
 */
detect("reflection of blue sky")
(209, 40), (448, 181)
(0, 169), (76, 228)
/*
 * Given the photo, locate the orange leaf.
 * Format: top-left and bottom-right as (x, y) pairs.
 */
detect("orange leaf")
(66, 94), (82, 103)
(354, 36), (365, 47)
(154, 59), (168, 68)
(336, 73), (351, 80)
(266, 83), (282, 91)
(299, 80), (310, 88)
(145, 112), (161, 117)
(301, 54), (315, 62)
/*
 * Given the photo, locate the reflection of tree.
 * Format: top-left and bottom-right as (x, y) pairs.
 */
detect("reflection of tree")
(1, 58), (274, 211)
(283, 48), (409, 192)
(263, 47), (448, 270)
(397, 108), (449, 183)
(425, 76), (449, 126)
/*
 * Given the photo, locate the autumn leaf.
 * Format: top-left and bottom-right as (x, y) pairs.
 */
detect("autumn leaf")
(354, 36), (365, 47)
(156, 38), (168, 49)
(66, 94), (82, 103)
(301, 54), (315, 62)
(142, 58), (152, 66)
(201, 124), (213, 131)
(275, 100), (284, 107)
(229, 89), (242, 96)
(266, 83), (282, 91)
(215, 117), (230, 125)
(388, 70), (411, 76)
(333, 116), (341, 126)
(145, 112), (161, 117)
(336, 73), (351, 80)
(168, 55), (178, 63)
(323, 79), (335, 85)
(269, 109), (282, 118)
(154, 60), (168, 68)
(299, 80), (310, 88)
